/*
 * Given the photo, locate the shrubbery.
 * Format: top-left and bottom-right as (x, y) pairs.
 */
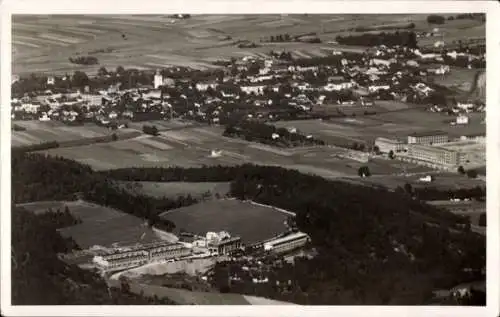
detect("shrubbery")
(69, 55), (99, 65)
(223, 121), (325, 147)
(142, 125), (159, 136)
(427, 15), (446, 25)
(336, 31), (418, 48)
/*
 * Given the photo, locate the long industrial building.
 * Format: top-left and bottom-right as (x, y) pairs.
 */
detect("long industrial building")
(406, 143), (464, 166)
(263, 232), (310, 254)
(93, 241), (192, 272)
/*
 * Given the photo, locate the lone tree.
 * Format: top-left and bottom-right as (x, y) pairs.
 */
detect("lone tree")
(457, 165), (466, 174)
(358, 166), (371, 177)
(427, 14), (446, 25)
(404, 183), (413, 195)
(98, 66), (108, 77)
(388, 150), (395, 159)
(466, 169), (478, 179)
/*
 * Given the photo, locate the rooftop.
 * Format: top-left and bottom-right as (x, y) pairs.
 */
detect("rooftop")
(408, 130), (447, 138)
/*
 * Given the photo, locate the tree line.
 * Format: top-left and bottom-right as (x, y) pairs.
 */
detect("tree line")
(68, 55), (99, 65)
(336, 31), (418, 48)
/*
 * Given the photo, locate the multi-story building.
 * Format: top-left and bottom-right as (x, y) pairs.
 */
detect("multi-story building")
(93, 250), (149, 271)
(374, 137), (405, 153)
(147, 242), (191, 261)
(407, 131), (448, 145)
(92, 242), (192, 272)
(80, 93), (103, 106)
(406, 144), (464, 167)
(263, 232), (310, 254)
(210, 236), (242, 255)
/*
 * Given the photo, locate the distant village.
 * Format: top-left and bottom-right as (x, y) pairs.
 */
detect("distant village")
(12, 39), (485, 172)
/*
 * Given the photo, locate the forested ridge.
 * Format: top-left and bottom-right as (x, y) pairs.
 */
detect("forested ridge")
(12, 153), (485, 305)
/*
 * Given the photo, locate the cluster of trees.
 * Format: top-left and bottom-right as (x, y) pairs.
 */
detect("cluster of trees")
(262, 33), (321, 44)
(354, 23), (415, 32)
(68, 56), (99, 65)
(411, 185), (485, 201)
(36, 205), (83, 229)
(264, 33), (293, 43)
(12, 124), (27, 131)
(336, 31), (418, 48)
(12, 141), (61, 154)
(142, 125), (160, 136)
(223, 121), (326, 147)
(448, 13), (485, 22)
(294, 53), (364, 67)
(427, 15), (446, 25)
(457, 166), (479, 179)
(12, 207), (177, 304)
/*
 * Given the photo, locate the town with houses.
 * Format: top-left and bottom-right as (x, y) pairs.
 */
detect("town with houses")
(10, 13), (487, 307)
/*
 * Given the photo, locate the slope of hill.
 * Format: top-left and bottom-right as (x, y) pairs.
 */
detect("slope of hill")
(12, 153), (485, 305)
(11, 207), (177, 305)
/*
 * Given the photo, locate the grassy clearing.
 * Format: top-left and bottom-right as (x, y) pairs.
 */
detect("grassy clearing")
(18, 200), (163, 249)
(160, 199), (290, 245)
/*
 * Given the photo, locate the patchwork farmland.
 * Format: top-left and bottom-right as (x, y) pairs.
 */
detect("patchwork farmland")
(159, 199), (292, 245)
(38, 124), (428, 178)
(11, 120), (139, 147)
(12, 14), (482, 76)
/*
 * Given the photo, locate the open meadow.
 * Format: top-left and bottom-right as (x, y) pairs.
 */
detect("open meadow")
(159, 199), (291, 245)
(12, 14), (483, 76)
(17, 200), (163, 248)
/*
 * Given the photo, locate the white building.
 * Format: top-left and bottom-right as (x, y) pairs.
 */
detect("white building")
(153, 70), (175, 89)
(196, 82), (218, 91)
(241, 85), (265, 95)
(263, 232), (310, 254)
(324, 81), (355, 92)
(368, 85), (390, 93)
(456, 115), (469, 125)
(456, 102), (474, 111)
